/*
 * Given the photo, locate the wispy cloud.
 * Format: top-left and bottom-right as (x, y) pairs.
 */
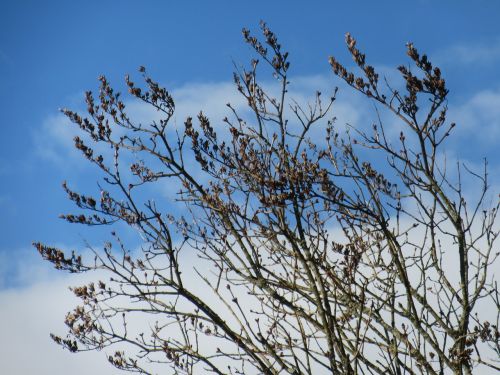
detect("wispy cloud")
(0, 243), (122, 374)
(0, 274), (122, 374)
(449, 87), (500, 142)
(0, 242), (261, 374)
(33, 73), (500, 208)
(34, 75), (365, 171)
(435, 37), (500, 66)
(33, 113), (81, 166)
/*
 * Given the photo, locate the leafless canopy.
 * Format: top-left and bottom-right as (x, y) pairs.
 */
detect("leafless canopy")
(36, 22), (499, 375)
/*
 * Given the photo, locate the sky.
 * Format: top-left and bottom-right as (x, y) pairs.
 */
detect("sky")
(1, 1), (500, 373)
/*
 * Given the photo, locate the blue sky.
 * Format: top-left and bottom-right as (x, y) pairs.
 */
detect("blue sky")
(1, 1), (500, 373)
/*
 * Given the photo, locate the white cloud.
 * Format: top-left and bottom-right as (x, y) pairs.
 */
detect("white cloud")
(0, 243), (264, 374)
(33, 112), (123, 172)
(34, 74), (500, 219)
(0, 269), (122, 374)
(124, 81), (247, 131)
(449, 87), (500, 142)
(34, 75), (366, 168)
(174, 81), (247, 123)
(34, 114), (79, 166)
(434, 37), (500, 66)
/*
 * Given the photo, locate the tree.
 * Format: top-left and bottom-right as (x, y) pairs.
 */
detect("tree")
(36, 22), (499, 374)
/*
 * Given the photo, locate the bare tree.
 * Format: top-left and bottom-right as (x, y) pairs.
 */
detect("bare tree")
(36, 22), (499, 374)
